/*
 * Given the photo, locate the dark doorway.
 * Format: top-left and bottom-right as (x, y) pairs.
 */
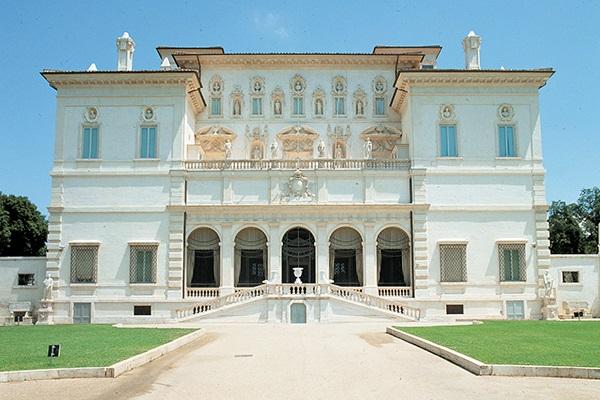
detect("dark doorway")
(332, 249), (359, 286)
(237, 249), (266, 287)
(191, 250), (217, 287)
(378, 249), (405, 286)
(282, 228), (315, 283)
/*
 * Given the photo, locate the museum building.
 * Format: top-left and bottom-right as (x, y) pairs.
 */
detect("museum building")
(11, 30), (580, 324)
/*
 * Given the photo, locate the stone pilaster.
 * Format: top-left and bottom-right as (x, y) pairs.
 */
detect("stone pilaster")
(220, 223), (234, 295)
(167, 212), (184, 299)
(268, 222), (282, 283)
(412, 211), (429, 299)
(316, 222), (329, 283)
(363, 222), (377, 295)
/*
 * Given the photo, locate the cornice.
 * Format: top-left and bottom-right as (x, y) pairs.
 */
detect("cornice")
(168, 203), (429, 215)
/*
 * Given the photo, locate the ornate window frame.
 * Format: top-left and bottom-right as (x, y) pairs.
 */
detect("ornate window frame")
(290, 74), (306, 118)
(230, 85), (244, 119)
(271, 86), (285, 119)
(372, 76), (388, 117)
(332, 76), (347, 117)
(79, 107), (101, 161)
(249, 76), (265, 118)
(312, 87), (325, 119)
(208, 75), (224, 118)
(437, 104), (461, 159)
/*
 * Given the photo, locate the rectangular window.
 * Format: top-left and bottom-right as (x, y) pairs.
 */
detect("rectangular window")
(140, 126), (157, 158)
(498, 243), (526, 282)
(506, 300), (525, 320)
(133, 305), (152, 316)
(334, 97), (345, 116)
(70, 245), (98, 283)
(446, 304), (464, 315)
(251, 97), (263, 116)
(130, 244), (157, 283)
(439, 125), (458, 157)
(73, 302), (91, 324)
(375, 97), (385, 115)
(17, 274), (35, 286)
(562, 271), (580, 283)
(293, 97), (304, 116)
(82, 127), (99, 159)
(440, 243), (467, 282)
(498, 125), (516, 157)
(211, 98), (222, 116)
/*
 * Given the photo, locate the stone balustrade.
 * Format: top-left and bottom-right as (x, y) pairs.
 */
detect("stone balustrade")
(378, 286), (412, 297)
(176, 283), (419, 321)
(186, 287), (220, 298)
(184, 158), (410, 171)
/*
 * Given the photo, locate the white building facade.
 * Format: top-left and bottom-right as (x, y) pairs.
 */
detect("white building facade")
(19, 31), (588, 324)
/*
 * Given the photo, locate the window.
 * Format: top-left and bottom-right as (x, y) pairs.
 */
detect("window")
(211, 98), (222, 116)
(139, 126), (157, 159)
(17, 274), (35, 286)
(440, 243), (467, 282)
(251, 97), (263, 116)
(334, 97), (345, 116)
(130, 244), (157, 283)
(134, 305), (152, 316)
(562, 271), (580, 283)
(498, 243), (526, 282)
(13, 312), (26, 323)
(70, 245), (98, 283)
(446, 304), (464, 315)
(498, 125), (516, 157)
(292, 97), (304, 116)
(73, 302), (91, 324)
(506, 300), (524, 320)
(375, 97), (386, 116)
(82, 127), (99, 159)
(439, 125), (458, 157)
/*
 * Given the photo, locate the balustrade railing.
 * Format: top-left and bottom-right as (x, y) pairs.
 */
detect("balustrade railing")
(378, 286), (412, 298)
(184, 158), (410, 171)
(176, 285), (267, 319)
(186, 287), (220, 298)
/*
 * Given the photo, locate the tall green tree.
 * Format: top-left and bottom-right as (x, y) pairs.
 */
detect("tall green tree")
(0, 193), (48, 256)
(577, 187), (600, 253)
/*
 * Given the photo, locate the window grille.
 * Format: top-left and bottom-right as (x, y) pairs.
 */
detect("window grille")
(440, 243), (467, 282)
(130, 244), (157, 283)
(71, 245), (98, 283)
(561, 271), (579, 283)
(498, 243), (526, 281)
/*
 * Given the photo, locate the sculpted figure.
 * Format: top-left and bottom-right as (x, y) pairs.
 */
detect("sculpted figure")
(274, 99), (282, 115)
(270, 140), (279, 159)
(315, 99), (323, 115)
(391, 144), (399, 160)
(543, 270), (554, 298)
(43, 272), (54, 300)
(364, 137), (373, 159)
(233, 99), (241, 116)
(224, 139), (232, 159)
(356, 100), (364, 115)
(335, 144), (343, 159)
(317, 139), (326, 158)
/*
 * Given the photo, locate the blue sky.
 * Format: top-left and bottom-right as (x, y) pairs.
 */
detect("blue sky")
(0, 1), (598, 213)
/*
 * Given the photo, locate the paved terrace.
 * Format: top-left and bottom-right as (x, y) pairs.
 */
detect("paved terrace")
(1, 323), (598, 400)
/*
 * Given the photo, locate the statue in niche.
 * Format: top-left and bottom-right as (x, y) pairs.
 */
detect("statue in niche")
(317, 139), (326, 158)
(252, 145), (262, 160)
(335, 144), (344, 159)
(391, 144), (399, 160)
(43, 272), (54, 300)
(364, 137), (373, 159)
(315, 99), (323, 115)
(274, 99), (282, 115)
(356, 100), (364, 116)
(233, 99), (241, 116)
(543, 270), (555, 298)
(224, 139), (232, 159)
(270, 140), (279, 159)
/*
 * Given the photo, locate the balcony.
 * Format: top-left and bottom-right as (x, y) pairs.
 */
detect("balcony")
(184, 158), (410, 171)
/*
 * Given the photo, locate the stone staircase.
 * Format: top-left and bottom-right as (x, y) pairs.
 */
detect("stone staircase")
(175, 283), (420, 322)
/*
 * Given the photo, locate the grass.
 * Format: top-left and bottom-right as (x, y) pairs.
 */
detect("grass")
(396, 320), (600, 368)
(0, 324), (196, 372)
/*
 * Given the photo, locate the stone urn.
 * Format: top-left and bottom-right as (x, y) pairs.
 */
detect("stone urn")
(293, 267), (304, 284)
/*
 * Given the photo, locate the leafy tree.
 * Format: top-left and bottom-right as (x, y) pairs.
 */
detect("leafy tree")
(577, 187), (600, 253)
(0, 193), (47, 256)
(548, 200), (585, 254)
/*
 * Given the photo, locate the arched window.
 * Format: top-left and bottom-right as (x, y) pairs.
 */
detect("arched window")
(282, 227), (315, 283)
(187, 228), (220, 288)
(329, 227), (362, 286)
(377, 227), (410, 286)
(234, 228), (268, 287)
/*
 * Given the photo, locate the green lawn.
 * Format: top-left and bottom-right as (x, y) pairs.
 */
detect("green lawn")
(0, 325), (196, 371)
(397, 321), (600, 368)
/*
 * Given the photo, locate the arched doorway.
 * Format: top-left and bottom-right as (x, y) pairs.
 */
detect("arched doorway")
(329, 227), (362, 286)
(282, 227), (315, 283)
(377, 227), (411, 286)
(187, 227), (220, 287)
(234, 227), (268, 287)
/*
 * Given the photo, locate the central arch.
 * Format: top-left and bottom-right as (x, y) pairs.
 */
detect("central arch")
(281, 227), (316, 283)
(329, 227), (363, 286)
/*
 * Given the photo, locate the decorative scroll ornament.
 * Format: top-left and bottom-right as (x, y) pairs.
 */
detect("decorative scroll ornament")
(84, 107), (98, 123)
(281, 169), (315, 202)
(498, 103), (514, 121)
(439, 104), (455, 121)
(141, 106), (155, 122)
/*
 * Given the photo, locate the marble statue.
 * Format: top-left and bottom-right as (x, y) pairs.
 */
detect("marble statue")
(335, 144), (343, 159)
(317, 139), (326, 158)
(315, 99), (323, 115)
(543, 270), (554, 298)
(364, 137), (373, 159)
(252, 145), (262, 160)
(356, 100), (364, 115)
(274, 99), (282, 115)
(224, 139), (232, 159)
(270, 140), (278, 159)
(391, 144), (399, 160)
(233, 99), (241, 116)
(43, 272), (54, 300)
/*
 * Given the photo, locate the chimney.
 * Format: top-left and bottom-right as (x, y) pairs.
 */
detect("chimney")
(116, 32), (135, 71)
(462, 31), (481, 70)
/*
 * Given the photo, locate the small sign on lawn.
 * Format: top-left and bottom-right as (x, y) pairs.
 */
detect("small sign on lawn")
(47, 344), (60, 358)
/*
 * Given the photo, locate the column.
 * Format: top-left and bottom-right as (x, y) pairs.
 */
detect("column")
(167, 211), (184, 299)
(220, 223), (234, 295)
(317, 222), (329, 284)
(412, 211), (430, 298)
(363, 222), (378, 295)
(268, 222), (281, 283)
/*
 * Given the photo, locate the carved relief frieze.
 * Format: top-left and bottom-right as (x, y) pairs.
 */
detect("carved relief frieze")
(277, 125), (319, 158)
(280, 169), (315, 203)
(194, 125), (237, 159)
(497, 103), (514, 121)
(327, 124), (351, 159)
(360, 125), (403, 159)
(246, 124), (267, 159)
